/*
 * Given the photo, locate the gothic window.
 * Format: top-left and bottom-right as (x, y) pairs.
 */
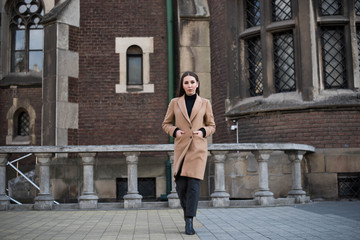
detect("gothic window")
(319, 0), (342, 16)
(273, 32), (296, 92)
(247, 37), (263, 96)
(127, 45), (143, 86)
(17, 111), (30, 136)
(316, 0), (358, 90)
(6, 102), (35, 145)
(320, 27), (346, 89)
(272, 0), (292, 22)
(230, 0), (360, 116)
(246, 0), (261, 28)
(356, 0), (360, 16)
(357, 27), (360, 71)
(242, 0), (295, 97)
(9, 0), (44, 73)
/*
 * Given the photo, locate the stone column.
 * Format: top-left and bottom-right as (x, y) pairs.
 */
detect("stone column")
(210, 151), (230, 207)
(286, 150), (308, 203)
(78, 153), (98, 209)
(0, 154), (10, 210)
(167, 152), (180, 208)
(123, 152), (142, 208)
(34, 153), (55, 210)
(252, 151), (274, 206)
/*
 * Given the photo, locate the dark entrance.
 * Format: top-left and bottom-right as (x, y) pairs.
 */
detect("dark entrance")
(338, 173), (360, 199)
(116, 178), (156, 201)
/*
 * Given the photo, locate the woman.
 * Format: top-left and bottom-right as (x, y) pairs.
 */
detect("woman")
(162, 71), (216, 235)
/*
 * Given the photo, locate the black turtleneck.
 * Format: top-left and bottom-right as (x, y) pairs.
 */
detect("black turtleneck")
(185, 93), (196, 117)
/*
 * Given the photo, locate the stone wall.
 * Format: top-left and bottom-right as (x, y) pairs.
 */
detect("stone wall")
(49, 154), (172, 203)
(305, 148), (360, 200)
(217, 151), (293, 199)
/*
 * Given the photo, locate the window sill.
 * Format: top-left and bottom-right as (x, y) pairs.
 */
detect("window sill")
(317, 15), (349, 25)
(127, 85), (144, 92)
(6, 135), (31, 145)
(225, 90), (360, 119)
(115, 83), (154, 93)
(0, 74), (42, 88)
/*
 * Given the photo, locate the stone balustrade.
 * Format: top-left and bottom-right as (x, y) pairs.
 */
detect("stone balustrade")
(0, 143), (315, 210)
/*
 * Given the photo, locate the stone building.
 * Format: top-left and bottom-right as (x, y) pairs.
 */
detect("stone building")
(0, 0), (359, 204)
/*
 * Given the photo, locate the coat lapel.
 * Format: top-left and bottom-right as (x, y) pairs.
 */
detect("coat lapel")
(178, 96), (191, 124)
(190, 95), (203, 122)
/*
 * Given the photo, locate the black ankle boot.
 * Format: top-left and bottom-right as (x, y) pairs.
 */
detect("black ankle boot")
(185, 217), (195, 235)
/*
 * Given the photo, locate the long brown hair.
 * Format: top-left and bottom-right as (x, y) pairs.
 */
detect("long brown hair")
(177, 71), (200, 97)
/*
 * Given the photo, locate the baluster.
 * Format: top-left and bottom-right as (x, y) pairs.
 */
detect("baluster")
(210, 151), (230, 207)
(286, 150), (308, 203)
(167, 151), (180, 208)
(123, 152), (142, 208)
(34, 153), (55, 210)
(252, 151), (274, 206)
(0, 154), (10, 210)
(78, 153), (98, 209)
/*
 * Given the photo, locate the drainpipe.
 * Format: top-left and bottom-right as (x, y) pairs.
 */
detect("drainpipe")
(165, 0), (175, 196)
(166, 0), (175, 104)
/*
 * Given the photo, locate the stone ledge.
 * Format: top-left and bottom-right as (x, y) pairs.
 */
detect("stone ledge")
(4, 198), (310, 211)
(0, 143), (315, 154)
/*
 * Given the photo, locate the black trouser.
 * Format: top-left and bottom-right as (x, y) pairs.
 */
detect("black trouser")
(175, 176), (200, 218)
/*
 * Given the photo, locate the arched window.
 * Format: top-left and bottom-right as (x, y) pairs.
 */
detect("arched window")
(9, 0), (44, 73)
(243, 0), (295, 97)
(126, 45), (143, 86)
(17, 111), (30, 136)
(115, 37), (154, 93)
(7, 102), (36, 145)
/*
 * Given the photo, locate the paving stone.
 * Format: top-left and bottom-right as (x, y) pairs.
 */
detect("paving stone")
(0, 201), (359, 239)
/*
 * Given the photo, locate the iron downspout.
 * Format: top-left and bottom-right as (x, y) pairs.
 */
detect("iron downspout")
(166, 0), (175, 196)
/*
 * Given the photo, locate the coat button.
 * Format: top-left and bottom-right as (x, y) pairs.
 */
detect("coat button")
(190, 127), (192, 129)
(190, 136), (192, 139)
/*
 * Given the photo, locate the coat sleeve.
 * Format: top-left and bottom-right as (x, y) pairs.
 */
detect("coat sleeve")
(162, 99), (178, 137)
(203, 99), (216, 137)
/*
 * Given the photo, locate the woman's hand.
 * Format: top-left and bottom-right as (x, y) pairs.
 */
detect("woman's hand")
(193, 130), (203, 138)
(176, 130), (185, 138)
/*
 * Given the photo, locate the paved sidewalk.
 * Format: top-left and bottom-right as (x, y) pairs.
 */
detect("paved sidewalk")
(0, 201), (359, 240)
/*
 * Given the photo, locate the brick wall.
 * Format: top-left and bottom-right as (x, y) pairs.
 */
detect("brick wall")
(0, 89), (13, 146)
(0, 87), (42, 146)
(71, 0), (169, 145)
(236, 109), (360, 148)
(208, 0), (235, 144)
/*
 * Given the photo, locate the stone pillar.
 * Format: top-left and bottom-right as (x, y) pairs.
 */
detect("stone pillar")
(123, 152), (142, 208)
(167, 152), (180, 208)
(210, 151), (230, 207)
(252, 151), (274, 206)
(0, 154), (10, 210)
(78, 153), (98, 209)
(34, 153), (55, 210)
(286, 150), (308, 203)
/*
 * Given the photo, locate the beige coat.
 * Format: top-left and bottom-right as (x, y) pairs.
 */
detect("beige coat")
(162, 94), (216, 180)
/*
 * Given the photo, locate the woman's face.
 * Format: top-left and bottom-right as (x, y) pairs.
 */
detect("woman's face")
(182, 75), (198, 96)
